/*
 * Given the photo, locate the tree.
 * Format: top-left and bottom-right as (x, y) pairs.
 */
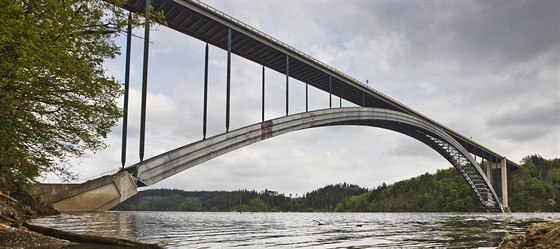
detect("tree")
(0, 0), (158, 186)
(179, 197), (202, 211)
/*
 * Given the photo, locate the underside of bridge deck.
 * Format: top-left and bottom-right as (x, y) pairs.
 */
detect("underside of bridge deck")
(121, 0), (517, 170)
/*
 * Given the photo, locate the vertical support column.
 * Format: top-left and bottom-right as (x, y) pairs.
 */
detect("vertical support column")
(139, 0), (151, 162)
(339, 97), (342, 108)
(484, 159), (493, 203)
(364, 80), (368, 107)
(494, 157), (498, 178)
(329, 76), (332, 108)
(121, 12), (132, 168)
(203, 43), (209, 139)
(501, 157), (509, 211)
(305, 83), (308, 112)
(261, 66), (265, 121)
(285, 55), (289, 116)
(226, 27), (232, 132)
(485, 159), (493, 186)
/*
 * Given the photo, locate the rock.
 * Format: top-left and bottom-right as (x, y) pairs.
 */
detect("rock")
(498, 222), (560, 249)
(0, 177), (58, 222)
(0, 222), (72, 248)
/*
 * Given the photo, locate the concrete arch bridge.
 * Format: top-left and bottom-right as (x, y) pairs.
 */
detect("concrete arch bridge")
(40, 108), (510, 212)
(39, 0), (515, 213)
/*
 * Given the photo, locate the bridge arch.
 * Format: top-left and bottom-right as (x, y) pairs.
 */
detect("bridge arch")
(127, 107), (502, 210)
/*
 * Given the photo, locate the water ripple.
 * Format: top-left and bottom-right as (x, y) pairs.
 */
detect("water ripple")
(32, 212), (560, 248)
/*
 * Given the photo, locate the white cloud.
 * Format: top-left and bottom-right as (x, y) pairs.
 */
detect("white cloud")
(46, 1), (560, 194)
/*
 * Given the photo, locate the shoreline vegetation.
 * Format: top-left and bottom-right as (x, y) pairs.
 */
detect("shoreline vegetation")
(114, 155), (559, 213)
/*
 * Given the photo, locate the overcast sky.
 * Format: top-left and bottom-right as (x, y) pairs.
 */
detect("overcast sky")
(57, 0), (558, 195)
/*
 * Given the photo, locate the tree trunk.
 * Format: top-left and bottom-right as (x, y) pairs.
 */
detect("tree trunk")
(23, 222), (163, 249)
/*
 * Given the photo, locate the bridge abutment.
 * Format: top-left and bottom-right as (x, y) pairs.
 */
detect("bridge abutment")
(38, 171), (137, 212)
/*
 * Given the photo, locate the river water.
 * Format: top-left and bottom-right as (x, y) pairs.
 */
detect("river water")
(32, 212), (559, 248)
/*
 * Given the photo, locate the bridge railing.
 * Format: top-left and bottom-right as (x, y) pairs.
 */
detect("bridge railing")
(188, 1), (464, 144)
(80, 169), (120, 182)
(183, 0), (514, 167)
(188, 0), (406, 106)
(40, 169), (120, 184)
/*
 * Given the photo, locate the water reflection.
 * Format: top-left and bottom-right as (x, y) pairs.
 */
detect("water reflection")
(35, 212), (138, 239)
(32, 212), (560, 248)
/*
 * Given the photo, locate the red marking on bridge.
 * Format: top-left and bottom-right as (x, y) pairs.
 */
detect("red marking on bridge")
(261, 120), (273, 140)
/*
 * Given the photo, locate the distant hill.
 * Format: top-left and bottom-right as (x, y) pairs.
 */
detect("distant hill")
(113, 155), (559, 212)
(112, 183), (367, 212)
(336, 155), (559, 212)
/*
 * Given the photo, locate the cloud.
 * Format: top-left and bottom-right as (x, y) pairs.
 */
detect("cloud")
(487, 99), (559, 141)
(45, 1), (560, 194)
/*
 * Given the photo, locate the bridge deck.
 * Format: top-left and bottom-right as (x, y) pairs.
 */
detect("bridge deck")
(124, 0), (517, 168)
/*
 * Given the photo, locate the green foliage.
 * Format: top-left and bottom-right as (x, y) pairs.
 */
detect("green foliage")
(179, 197), (202, 211)
(336, 155), (560, 212)
(113, 156), (559, 213)
(304, 183), (367, 211)
(0, 0), (163, 185)
(113, 183), (364, 212)
(334, 169), (478, 212)
(509, 155), (560, 212)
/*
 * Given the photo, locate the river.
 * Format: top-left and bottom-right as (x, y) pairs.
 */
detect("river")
(32, 212), (559, 248)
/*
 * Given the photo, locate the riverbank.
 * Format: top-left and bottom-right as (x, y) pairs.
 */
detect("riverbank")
(0, 178), (74, 248)
(0, 178), (162, 248)
(0, 222), (74, 248)
(499, 221), (560, 249)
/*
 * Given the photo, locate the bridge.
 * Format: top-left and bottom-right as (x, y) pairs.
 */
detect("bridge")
(39, 0), (516, 213)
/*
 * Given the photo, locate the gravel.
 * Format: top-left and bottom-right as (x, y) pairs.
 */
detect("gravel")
(0, 222), (71, 248)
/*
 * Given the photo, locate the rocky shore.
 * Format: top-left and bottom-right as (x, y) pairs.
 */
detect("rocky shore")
(498, 222), (560, 249)
(0, 178), (75, 248)
(0, 222), (70, 248)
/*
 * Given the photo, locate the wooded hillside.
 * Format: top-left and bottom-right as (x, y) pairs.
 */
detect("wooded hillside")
(113, 155), (559, 212)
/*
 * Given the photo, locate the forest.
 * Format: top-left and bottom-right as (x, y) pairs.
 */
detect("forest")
(112, 183), (367, 212)
(113, 155), (559, 212)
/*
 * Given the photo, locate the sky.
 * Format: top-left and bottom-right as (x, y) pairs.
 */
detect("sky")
(52, 0), (559, 196)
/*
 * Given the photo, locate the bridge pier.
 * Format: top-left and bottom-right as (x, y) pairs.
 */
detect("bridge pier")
(501, 157), (510, 212)
(485, 159), (493, 186)
(484, 160), (493, 203)
(485, 159), (509, 212)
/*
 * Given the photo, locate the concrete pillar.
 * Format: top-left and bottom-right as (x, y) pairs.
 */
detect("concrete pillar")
(485, 160), (493, 186)
(485, 160), (493, 203)
(500, 157), (509, 212)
